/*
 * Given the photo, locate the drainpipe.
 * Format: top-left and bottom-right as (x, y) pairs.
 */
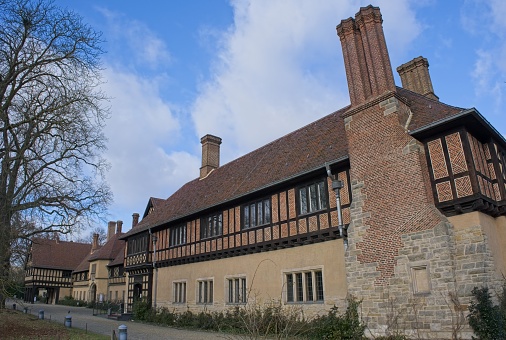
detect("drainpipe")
(149, 229), (158, 310)
(326, 164), (348, 250)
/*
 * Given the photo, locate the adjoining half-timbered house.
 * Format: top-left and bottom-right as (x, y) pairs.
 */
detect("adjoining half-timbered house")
(119, 5), (506, 338)
(24, 237), (91, 304)
(72, 221), (126, 304)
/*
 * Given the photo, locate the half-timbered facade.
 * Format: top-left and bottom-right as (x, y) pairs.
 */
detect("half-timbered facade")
(119, 5), (506, 338)
(24, 238), (91, 304)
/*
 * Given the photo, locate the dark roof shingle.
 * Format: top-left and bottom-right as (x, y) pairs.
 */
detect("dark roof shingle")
(30, 238), (91, 271)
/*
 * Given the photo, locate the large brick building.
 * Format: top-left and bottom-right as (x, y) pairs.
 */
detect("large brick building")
(74, 5), (505, 338)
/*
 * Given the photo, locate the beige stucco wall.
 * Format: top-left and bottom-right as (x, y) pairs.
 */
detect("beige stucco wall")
(154, 239), (347, 314)
(449, 212), (506, 278)
(90, 259), (110, 302)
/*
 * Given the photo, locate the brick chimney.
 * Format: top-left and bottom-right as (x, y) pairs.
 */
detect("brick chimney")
(107, 221), (116, 241)
(91, 233), (99, 253)
(116, 220), (123, 234)
(132, 213), (139, 228)
(396, 56), (438, 101)
(200, 134), (222, 179)
(336, 5), (395, 107)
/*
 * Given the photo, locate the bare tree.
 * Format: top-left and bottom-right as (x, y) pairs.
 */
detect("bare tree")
(0, 0), (112, 307)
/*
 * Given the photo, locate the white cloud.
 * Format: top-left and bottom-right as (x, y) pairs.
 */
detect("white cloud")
(98, 7), (171, 68)
(101, 67), (199, 219)
(191, 0), (422, 163)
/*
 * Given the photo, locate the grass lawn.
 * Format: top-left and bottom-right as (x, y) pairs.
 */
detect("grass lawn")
(0, 309), (109, 340)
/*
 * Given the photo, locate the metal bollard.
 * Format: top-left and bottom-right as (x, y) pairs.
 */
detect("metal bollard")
(38, 310), (44, 320)
(12, 303), (16, 310)
(118, 324), (127, 340)
(65, 315), (72, 328)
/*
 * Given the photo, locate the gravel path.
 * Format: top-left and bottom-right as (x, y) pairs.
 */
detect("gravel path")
(7, 299), (239, 340)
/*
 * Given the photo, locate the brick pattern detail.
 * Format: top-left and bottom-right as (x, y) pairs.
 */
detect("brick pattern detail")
(272, 194), (279, 223)
(455, 176), (473, 198)
(309, 216), (318, 232)
(328, 177), (337, 209)
(446, 132), (467, 174)
(234, 207), (241, 232)
(436, 181), (453, 202)
(319, 214), (329, 229)
(288, 189), (296, 218)
(256, 229), (263, 243)
(339, 171), (350, 205)
(342, 207), (351, 224)
(248, 231), (255, 244)
(289, 221), (297, 235)
(223, 210), (229, 235)
(427, 139), (448, 180)
(299, 219), (307, 234)
(264, 228), (271, 241)
(281, 223), (288, 238)
(330, 210), (339, 227)
(488, 163), (496, 180)
(241, 233), (248, 246)
(272, 225), (279, 240)
(279, 191), (287, 221)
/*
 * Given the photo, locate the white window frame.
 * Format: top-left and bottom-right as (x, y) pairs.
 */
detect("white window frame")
(284, 267), (324, 304)
(172, 280), (187, 304)
(196, 277), (214, 304)
(225, 275), (247, 304)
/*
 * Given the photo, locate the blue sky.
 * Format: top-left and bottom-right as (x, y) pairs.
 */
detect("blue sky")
(54, 0), (506, 236)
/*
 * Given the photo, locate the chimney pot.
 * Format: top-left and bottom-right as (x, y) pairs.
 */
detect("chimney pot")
(200, 134), (222, 179)
(396, 56), (439, 101)
(132, 213), (140, 228)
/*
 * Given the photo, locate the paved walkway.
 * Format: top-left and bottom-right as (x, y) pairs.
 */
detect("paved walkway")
(6, 299), (238, 340)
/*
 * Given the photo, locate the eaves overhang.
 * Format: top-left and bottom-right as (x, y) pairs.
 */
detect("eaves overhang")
(409, 108), (506, 149)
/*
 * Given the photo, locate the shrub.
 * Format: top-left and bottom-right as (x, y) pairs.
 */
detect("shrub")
(468, 286), (504, 340)
(132, 299), (154, 321)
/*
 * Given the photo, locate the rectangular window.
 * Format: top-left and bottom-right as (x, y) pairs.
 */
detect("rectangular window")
(197, 279), (214, 304)
(201, 213), (223, 239)
(242, 198), (271, 229)
(285, 269), (324, 303)
(298, 180), (327, 215)
(173, 281), (187, 303)
(227, 277), (247, 304)
(170, 224), (187, 247)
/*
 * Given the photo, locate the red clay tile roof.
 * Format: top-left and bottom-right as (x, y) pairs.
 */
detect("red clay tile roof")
(74, 252), (94, 273)
(89, 232), (125, 262)
(396, 87), (464, 130)
(30, 238), (91, 271)
(122, 106), (350, 238)
(122, 87), (469, 239)
(108, 244), (126, 267)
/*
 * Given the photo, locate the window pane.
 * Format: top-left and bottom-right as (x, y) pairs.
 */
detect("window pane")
(257, 202), (263, 224)
(315, 271), (324, 301)
(250, 204), (256, 227)
(228, 280), (233, 303)
(318, 181), (327, 210)
(235, 279), (240, 303)
(306, 272), (314, 301)
(241, 278), (247, 303)
(286, 274), (294, 302)
(244, 206), (249, 229)
(296, 273), (304, 302)
(309, 184), (317, 212)
(209, 281), (213, 303)
(299, 188), (307, 214)
(264, 200), (271, 223)
(218, 214), (222, 235)
(204, 281), (208, 303)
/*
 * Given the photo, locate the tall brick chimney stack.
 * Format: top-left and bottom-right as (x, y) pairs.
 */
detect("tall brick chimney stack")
(396, 56), (439, 101)
(107, 221), (116, 241)
(336, 5), (395, 107)
(200, 134), (222, 179)
(91, 233), (99, 253)
(116, 220), (123, 234)
(132, 213), (139, 228)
